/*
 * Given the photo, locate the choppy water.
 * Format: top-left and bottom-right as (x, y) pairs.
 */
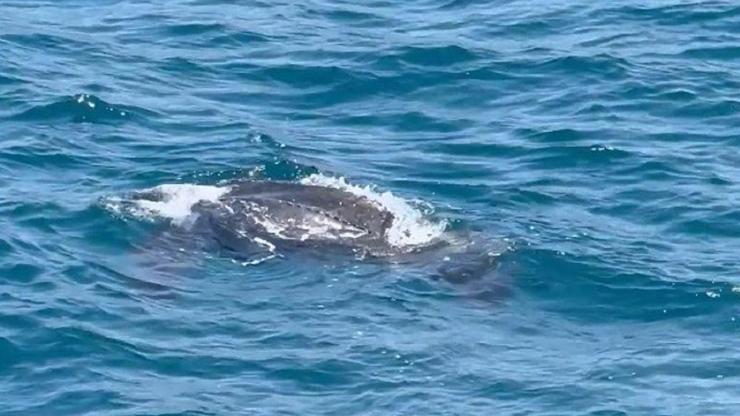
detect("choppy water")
(2, 1), (739, 415)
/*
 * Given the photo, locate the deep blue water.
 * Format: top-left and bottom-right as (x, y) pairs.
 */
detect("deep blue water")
(1, 1), (740, 414)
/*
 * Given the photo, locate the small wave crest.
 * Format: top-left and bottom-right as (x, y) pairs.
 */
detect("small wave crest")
(12, 94), (144, 124)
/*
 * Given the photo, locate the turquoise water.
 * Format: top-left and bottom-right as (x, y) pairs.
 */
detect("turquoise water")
(1, 1), (739, 414)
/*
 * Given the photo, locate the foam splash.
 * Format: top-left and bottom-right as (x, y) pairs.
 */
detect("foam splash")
(104, 184), (229, 225)
(299, 174), (446, 248)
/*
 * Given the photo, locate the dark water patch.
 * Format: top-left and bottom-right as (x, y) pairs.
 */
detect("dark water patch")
(162, 22), (230, 37)
(323, 8), (388, 25)
(534, 91), (614, 115)
(611, 159), (694, 182)
(18, 216), (60, 234)
(0, 238), (13, 257)
(0, 337), (22, 370)
(230, 65), (516, 109)
(436, 0), (479, 10)
(707, 174), (733, 186)
(577, 32), (640, 48)
(597, 3), (740, 27)
(591, 199), (686, 230)
(268, 358), (363, 388)
(646, 131), (732, 145)
(15, 390), (129, 416)
(425, 141), (525, 158)
(0, 146), (91, 170)
(62, 264), (102, 287)
(80, 82), (115, 95)
(139, 352), (266, 380)
(392, 178), (491, 201)
(680, 46), (740, 60)
(102, 12), (170, 25)
(619, 80), (663, 100)
(77, 213), (149, 253)
(289, 72), (440, 107)
(214, 59), (262, 75)
(519, 249), (736, 323)
(0, 263), (44, 284)
(258, 64), (359, 89)
(395, 45), (480, 67)
(66, 23), (125, 34)
(0, 33), (91, 53)
(3, 201), (65, 220)
(83, 260), (176, 295)
(0, 237), (43, 260)
(382, 111), (473, 133)
(331, 113), (386, 127)
(0, 74), (25, 86)
(573, 103), (617, 117)
(22, 324), (158, 368)
(529, 54), (630, 80)
(672, 99), (740, 118)
(158, 57), (218, 78)
(519, 128), (604, 144)
(209, 30), (271, 46)
(497, 19), (561, 37)
(668, 209), (740, 238)
(507, 188), (560, 206)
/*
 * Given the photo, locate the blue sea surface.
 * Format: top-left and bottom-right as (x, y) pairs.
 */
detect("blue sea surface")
(1, 1), (739, 414)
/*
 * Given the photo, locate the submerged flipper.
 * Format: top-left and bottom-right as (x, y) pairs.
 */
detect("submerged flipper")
(434, 248), (500, 283)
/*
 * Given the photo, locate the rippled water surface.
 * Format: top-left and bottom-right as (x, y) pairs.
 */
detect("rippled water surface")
(2, 1), (739, 415)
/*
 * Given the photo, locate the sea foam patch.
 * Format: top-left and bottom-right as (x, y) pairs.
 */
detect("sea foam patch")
(104, 184), (229, 225)
(134, 184), (229, 223)
(299, 174), (446, 249)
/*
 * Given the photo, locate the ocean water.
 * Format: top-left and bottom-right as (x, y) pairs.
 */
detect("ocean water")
(1, 0), (739, 414)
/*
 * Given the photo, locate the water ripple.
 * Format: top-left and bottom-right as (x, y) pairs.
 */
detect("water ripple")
(10, 94), (153, 124)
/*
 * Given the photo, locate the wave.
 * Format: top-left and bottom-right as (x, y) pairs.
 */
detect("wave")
(10, 94), (153, 124)
(0, 74), (24, 85)
(393, 45), (479, 67)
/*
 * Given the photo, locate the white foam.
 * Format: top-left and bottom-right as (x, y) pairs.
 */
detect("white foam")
(299, 174), (446, 249)
(131, 184), (229, 224)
